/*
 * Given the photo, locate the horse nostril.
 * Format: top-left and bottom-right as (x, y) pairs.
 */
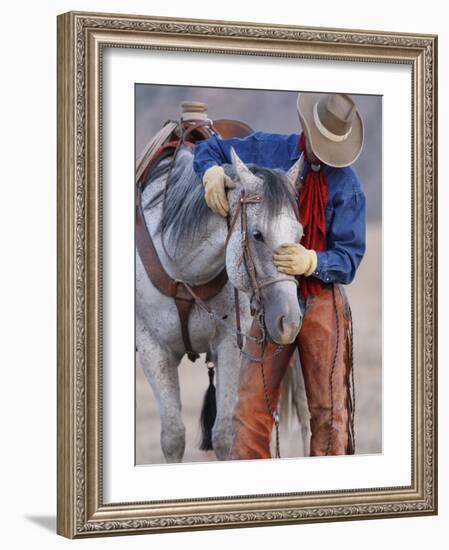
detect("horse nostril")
(278, 315), (286, 334)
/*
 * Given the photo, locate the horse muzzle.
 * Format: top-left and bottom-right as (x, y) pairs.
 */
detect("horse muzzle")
(261, 280), (303, 345)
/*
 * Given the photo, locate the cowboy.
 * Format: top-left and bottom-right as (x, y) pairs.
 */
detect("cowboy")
(193, 92), (366, 458)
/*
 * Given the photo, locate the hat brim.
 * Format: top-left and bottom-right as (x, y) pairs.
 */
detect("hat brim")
(296, 93), (364, 168)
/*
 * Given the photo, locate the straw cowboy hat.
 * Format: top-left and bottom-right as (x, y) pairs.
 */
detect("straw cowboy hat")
(296, 92), (364, 167)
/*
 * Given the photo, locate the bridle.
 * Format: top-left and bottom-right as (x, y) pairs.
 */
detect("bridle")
(225, 187), (298, 332)
(179, 188), (299, 354)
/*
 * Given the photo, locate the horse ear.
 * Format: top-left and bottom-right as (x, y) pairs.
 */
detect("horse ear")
(230, 146), (258, 188)
(285, 153), (304, 191)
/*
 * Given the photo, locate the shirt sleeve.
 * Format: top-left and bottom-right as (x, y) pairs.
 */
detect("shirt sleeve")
(192, 132), (295, 180)
(313, 177), (367, 285)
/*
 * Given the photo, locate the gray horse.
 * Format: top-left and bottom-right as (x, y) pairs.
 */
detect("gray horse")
(136, 145), (305, 462)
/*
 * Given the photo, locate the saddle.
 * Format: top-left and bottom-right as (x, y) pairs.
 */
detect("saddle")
(136, 116), (253, 361)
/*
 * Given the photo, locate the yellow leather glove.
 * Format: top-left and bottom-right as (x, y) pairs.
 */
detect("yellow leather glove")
(273, 243), (318, 277)
(203, 165), (235, 217)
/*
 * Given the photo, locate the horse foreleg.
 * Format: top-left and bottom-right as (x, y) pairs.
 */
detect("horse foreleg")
(137, 324), (185, 463)
(210, 337), (242, 460)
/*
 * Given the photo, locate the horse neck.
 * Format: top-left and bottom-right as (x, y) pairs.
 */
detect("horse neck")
(141, 176), (228, 285)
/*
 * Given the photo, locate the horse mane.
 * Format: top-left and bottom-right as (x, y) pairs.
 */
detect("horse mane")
(247, 165), (299, 222)
(144, 146), (298, 251)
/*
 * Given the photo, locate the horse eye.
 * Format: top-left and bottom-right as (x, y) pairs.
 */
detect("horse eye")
(252, 229), (264, 242)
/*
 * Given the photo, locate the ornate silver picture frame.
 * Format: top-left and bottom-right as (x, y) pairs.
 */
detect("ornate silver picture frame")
(57, 11), (437, 538)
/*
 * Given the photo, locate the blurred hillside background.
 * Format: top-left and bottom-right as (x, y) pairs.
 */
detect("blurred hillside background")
(135, 85), (382, 465)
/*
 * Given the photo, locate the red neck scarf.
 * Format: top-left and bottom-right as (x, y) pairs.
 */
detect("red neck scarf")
(298, 132), (328, 298)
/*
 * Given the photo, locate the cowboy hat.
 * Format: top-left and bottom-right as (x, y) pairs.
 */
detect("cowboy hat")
(296, 92), (364, 167)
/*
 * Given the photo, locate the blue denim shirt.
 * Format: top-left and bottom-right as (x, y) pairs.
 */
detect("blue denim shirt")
(193, 131), (366, 285)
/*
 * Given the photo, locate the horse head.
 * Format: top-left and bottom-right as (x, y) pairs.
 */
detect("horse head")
(225, 147), (304, 345)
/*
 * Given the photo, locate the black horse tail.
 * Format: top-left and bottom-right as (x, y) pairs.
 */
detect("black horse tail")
(199, 366), (217, 451)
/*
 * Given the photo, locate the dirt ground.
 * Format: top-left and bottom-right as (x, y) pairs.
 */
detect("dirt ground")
(135, 223), (382, 464)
